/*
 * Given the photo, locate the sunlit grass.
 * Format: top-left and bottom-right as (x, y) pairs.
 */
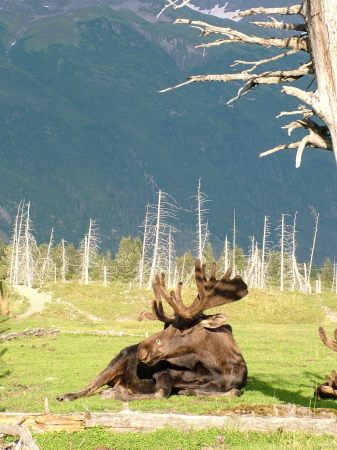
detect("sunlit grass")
(35, 426), (337, 450)
(1, 282), (337, 414)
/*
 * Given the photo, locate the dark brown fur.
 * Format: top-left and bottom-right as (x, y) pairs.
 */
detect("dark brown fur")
(57, 261), (248, 401)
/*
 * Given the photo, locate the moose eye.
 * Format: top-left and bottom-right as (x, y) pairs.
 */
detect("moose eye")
(155, 339), (161, 345)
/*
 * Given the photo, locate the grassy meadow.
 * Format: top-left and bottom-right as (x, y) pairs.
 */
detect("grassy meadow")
(2, 283), (337, 448)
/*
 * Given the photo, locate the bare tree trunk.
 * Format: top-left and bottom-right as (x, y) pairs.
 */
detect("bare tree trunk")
(149, 190), (162, 286)
(139, 204), (150, 288)
(307, 212), (319, 293)
(103, 265), (108, 287)
(232, 209), (236, 276)
(303, 0), (337, 160)
(40, 228), (54, 287)
(61, 239), (67, 283)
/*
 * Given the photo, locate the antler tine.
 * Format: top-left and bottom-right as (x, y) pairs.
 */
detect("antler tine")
(175, 282), (185, 307)
(172, 259), (208, 320)
(221, 268), (233, 282)
(319, 327), (337, 352)
(210, 262), (217, 281)
(181, 261), (248, 318)
(151, 276), (175, 324)
(155, 271), (189, 318)
(152, 300), (175, 324)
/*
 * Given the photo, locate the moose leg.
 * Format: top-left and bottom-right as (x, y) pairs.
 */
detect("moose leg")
(57, 344), (140, 402)
(154, 370), (243, 398)
(57, 364), (123, 402)
(153, 368), (209, 398)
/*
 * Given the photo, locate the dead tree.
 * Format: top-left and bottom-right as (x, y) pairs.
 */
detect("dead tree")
(57, 260), (248, 402)
(80, 219), (100, 285)
(160, 1), (337, 166)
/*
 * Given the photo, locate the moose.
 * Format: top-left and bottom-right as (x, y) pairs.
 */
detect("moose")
(57, 260), (248, 402)
(315, 327), (337, 399)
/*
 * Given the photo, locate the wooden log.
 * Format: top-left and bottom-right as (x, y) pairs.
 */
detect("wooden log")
(1, 406), (337, 435)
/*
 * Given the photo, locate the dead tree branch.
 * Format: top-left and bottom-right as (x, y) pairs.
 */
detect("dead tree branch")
(231, 50), (299, 74)
(174, 19), (308, 52)
(235, 5), (304, 18)
(160, 0), (337, 165)
(251, 20), (307, 32)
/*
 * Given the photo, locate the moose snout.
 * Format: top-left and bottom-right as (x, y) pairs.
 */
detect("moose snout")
(137, 346), (150, 363)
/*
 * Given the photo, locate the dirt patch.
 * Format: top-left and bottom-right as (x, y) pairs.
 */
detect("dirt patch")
(54, 299), (104, 323)
(322, 305), (337, 323)
(14, 286), (51, 319)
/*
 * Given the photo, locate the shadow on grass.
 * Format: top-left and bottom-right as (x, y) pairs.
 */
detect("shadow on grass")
(247, 373), (337, 410)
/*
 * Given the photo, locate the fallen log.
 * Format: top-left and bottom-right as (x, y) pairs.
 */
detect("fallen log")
(0, 328), (60, 341)
(1, 405), (337, 435)
(0, 423), (39, 449)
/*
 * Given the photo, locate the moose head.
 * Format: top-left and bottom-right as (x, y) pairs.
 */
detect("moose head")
(138, 259), (248, 366)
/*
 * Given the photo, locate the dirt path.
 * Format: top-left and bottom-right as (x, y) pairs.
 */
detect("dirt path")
(322, 305), (337, 323)
(54, 299), (104, 323)
(13, 285), (104, 323)
(14, 285), (52, 319)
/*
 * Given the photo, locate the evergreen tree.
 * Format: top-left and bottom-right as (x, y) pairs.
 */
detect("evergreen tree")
(321, 258), (334, 291)
(112, 237), (142, 282)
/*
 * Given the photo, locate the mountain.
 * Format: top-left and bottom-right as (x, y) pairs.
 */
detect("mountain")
(0, 0), (336, 262)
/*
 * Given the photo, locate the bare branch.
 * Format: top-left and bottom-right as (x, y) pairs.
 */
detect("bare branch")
(161, 64), (312, 95)
(260, 122), (332, 167)
(235, 5), (303, 18)
(251, 20), (307, 32)
(276, 105), (312, 118)
(174, 19), (308, 52)
(282, 86), (325, 119)
(260, 141), (303, 157)
(231, 50), (299, 74)
(157, 0), (190, 18)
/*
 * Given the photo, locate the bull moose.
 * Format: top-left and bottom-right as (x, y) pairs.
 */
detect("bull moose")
(315, 327), (337, 399)
(57, 260), (248, 402)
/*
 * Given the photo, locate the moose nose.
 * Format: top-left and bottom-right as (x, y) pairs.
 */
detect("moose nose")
(138, 347), (149, 362)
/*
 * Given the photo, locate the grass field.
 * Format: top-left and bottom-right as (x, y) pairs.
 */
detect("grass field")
(1, 283), (337, 448)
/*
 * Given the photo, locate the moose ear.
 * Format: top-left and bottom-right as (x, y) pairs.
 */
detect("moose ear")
(195, 314), (228, 331)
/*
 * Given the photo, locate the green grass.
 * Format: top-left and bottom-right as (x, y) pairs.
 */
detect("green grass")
(1, 282), (337, 414)
(2, 283), (337, 448)
(35, 426), (337, 450)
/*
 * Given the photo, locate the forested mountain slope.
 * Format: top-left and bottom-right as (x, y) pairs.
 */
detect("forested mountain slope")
(0, 0), (335, 260)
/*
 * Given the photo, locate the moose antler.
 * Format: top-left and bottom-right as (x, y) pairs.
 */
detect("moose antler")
(152, 260), (248, 322)
(318, 327), (337, 352)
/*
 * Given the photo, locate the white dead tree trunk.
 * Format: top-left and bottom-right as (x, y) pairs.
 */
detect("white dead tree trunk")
(103, 265), (108, 287)
(223, 235), (230, 273)
(306, 212), (319, 292)
(280, 214), (286, 292)
(39, 228), (54, 287)
(276, 213), (297, 292)
(290, 212), (305, 292)
(60, 239), (68, 283)
(148, 190), (178, 287)
(160, 1), (337, 165)
(22, 202), (36, 288)
(139, 203), (151, 288)
(80, 219), (100, 285)
(149, 190), (163, 286)
(260, 215), (271, 289)
(232, 209), (236, 276)
(245, 236), (261, 288)
(9, 201), (24, 285)
(195, 179), (210, 263)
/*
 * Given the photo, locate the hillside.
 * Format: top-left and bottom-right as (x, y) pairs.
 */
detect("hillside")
(0, 0), (336, 261)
